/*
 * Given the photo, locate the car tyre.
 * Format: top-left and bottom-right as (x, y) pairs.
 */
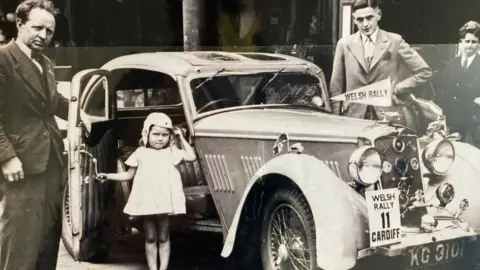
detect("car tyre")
(261, 187), (318, 270)
(224, 202), (262, 270)
(61, 184), (111, 262)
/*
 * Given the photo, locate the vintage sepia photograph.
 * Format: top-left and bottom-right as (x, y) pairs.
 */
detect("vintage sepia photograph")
(0, 0), (480, 269)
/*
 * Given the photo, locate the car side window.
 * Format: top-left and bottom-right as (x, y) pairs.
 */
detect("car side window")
(83, 76), (108, 118)
(115, 69), (181, 109)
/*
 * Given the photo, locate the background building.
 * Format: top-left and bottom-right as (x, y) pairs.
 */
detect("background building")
(1, 0), (480, 83)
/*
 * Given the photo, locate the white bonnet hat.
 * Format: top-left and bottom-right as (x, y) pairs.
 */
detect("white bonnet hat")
(141, 112), (173, 145)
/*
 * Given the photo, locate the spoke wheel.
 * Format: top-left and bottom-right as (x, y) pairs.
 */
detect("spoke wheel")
(261, 188), (318, 270)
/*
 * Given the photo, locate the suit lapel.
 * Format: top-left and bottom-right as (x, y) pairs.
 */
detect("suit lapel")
(454, 56), (462, 70)
(7, 41), (47, 101)
(370, 30), (392, 70)
(43, 57), (56, 102)
(466, 53), (480, 72)
(346, 32), (369, 72)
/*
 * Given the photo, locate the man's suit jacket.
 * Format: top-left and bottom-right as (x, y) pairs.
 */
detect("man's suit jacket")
(329, 29), (433, 118)
(0, 41), (69, 175)
(435, 53), (480, 126)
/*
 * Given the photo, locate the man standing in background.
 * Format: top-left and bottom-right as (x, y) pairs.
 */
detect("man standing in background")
(0, 1), (69, 269)
(329, 0), (432, 120)
(435, 21), (480, 144)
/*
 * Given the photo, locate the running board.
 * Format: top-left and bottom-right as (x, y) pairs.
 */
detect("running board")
(188, 219), (222, 233)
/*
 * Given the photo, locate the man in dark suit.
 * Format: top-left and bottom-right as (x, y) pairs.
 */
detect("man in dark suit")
(329, 0), (432, 120)
(0, 1), (69, 269)
(435, 21), (480, 145)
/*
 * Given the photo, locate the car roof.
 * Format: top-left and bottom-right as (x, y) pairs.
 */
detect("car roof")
(101, 51), (322, 76)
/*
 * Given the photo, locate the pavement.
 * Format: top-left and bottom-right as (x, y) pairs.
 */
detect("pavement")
(57, 241), (146, 270)
(56, 231), (226, 270)
(56, 229), (480, 270)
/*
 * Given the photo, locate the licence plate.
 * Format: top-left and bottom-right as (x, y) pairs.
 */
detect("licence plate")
(405, 238), (467, 269)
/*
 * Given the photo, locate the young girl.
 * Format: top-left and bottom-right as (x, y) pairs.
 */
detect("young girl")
(98, 112), (196, 270)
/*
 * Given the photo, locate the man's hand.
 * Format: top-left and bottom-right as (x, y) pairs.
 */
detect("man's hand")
(393, 85), (410, 97)
(392, 94), (402, 105)
(392, 85), (411, 105)
(342, 101), (350, 113)
(1, 157), (24, 182)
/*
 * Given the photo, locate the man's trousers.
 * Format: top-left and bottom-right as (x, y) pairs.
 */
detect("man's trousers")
(0, 152), (65, 270)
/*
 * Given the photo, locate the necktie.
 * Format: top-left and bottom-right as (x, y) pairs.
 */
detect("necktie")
(462, 57), (468, 70)
(364, 36), (374, 69)
(31, 51), (41, 61)
(31, 51), (44, 73)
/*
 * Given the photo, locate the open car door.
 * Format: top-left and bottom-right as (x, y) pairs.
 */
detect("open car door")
(62, 69), (118, 261)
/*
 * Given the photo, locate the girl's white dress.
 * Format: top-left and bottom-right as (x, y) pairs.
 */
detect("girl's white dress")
(123, 146), (186, 216)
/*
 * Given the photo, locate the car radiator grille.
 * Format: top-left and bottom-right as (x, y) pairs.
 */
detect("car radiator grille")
(374, 135), (427, 227)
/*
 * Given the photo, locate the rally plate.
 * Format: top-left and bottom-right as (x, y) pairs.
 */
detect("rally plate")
(404, 237), (469, 269)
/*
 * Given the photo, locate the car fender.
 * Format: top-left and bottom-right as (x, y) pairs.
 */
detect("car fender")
(220, 153), (365, 270)
(424, 141), (480, 232)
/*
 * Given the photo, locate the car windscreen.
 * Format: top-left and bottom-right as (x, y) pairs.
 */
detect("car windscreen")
(190, 72), (326, 114)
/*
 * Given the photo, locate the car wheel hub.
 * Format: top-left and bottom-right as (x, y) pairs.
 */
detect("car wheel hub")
(276, 243), (288, 265)
(267, 204), (311, 270)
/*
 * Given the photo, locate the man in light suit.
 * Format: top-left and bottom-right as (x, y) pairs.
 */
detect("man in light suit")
(329, 0), (433, 120)
(0, 1), (69, 269)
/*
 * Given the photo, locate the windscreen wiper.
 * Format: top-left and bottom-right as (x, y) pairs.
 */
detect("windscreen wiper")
(194, 68), (226, 90)
(258, 67), (285, 93)
(242, 67), (286, 106)
(278, 103), (327, 112)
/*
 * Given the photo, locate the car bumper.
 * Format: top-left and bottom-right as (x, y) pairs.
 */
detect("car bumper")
(357, 221), (478, 268)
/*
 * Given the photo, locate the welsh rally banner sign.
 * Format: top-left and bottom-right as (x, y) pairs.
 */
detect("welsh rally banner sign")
(331, 78), (392, 107)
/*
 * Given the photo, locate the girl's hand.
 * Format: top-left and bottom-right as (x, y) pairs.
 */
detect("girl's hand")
(173, 127), (184, 137)
(96, 173), (108, 183)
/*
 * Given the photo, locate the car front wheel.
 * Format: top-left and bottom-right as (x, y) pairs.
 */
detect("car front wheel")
(261, 188), (318, 270)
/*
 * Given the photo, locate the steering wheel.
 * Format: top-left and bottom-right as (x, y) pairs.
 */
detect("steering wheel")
(197, 99), (239, 114)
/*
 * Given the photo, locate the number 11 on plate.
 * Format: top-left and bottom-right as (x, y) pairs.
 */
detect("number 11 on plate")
(365, 188), (402, 247)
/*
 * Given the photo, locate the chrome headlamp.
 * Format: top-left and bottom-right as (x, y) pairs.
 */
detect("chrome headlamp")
(348, 146), (382, 186)
(422, 139), (455, 175)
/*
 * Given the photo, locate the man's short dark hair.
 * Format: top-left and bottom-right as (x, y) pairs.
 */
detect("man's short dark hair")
(459, 21), (480, 40)
(15, 0), (60, 23)
(352, 0), (380, 12)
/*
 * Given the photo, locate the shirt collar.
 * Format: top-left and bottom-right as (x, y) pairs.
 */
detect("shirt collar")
(15, 39), (33, 59)
(462, 53), (476, 68)
(361, 28), (379, 44)
(466, 53), (476, 62)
